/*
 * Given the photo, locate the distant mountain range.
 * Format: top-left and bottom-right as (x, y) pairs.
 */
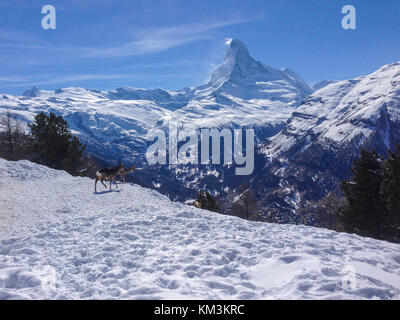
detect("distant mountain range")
(1, 39), (399, 224)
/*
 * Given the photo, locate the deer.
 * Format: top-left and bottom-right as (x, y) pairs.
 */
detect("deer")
(119, 164), (136, 183)
(95, 162), (124, 192)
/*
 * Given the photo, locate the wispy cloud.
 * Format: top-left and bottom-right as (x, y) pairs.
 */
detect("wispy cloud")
(0, 16), (252, 90)
(82, 18), (250, 58)
(32, 74), (133, 85)
(0, 28), (35, 43)
(0, 76), (30, 82)
(0, 72), (193, 88)
(119, 60), (194, 70)
(0, 17), (250, 63)
(0, 73), (130, 88)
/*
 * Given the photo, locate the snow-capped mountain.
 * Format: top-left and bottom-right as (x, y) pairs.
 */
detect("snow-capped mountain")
(175, 39), (312, 131)
(1, 158), (400, 299)
(312, 80), (338, 91)
(0, 39), (312, 200)
(201, 39), (311, 103)
(265, 62), (400, 157)
(255, 62), (400, 222)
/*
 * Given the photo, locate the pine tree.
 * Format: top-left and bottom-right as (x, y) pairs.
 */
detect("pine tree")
(205, 191), (221, 213)
(381, 145), (400, 240)
(29, 112), (71, 168)
(29, 112), (87, 175)
(0, 110), (27, 160)
(232, 181), (258, 220)
(61, 136), (86, 176)
(340, 149), (385, 238)
(1, 110), (14, 156)
(196, 190), (220, 213)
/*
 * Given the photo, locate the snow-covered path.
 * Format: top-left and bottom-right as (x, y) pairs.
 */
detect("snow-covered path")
(0, 159), (400, 300)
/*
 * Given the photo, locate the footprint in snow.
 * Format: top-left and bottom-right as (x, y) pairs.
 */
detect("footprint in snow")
(279, 255), (302, 264)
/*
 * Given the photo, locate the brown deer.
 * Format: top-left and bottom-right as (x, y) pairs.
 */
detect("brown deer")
(95, 162), (124, 192)
(119, 164), (136, 183)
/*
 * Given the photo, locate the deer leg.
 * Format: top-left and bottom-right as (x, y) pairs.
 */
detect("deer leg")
(101, 179), (107, 189)
(114, 178), (118, 189)
(95, 178), (98, 192)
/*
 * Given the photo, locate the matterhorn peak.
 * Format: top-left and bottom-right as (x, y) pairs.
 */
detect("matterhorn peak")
(209, 38), (258, 86)
(224, 38), (251, 63)
(206, 39), (311, 99)
(209, 38), (298, 87)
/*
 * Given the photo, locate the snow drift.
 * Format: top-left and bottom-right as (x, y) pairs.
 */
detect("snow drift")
(0, 159), (399, 299)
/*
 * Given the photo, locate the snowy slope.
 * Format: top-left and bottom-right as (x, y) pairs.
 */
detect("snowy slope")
(264, 62), (400, 158)
(251, 62), (400, 223)
(1, 159), (399, 300)
(312, 80), (338, 91)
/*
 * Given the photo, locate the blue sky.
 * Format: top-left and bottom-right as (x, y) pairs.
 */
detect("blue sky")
(0, 0), (399, 94)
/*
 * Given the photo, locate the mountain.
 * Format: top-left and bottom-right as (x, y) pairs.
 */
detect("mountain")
(312, 80), (338, 91)
(0, 39), (312, 201)
(1, 158), (400, 299)
(188, 39), (312, 126)
(255, 62), (400, 223)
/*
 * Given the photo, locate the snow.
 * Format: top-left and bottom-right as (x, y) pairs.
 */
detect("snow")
(264, 61), (400, 158)
(1, 158), (400, 300)
(0, 39), (311, 165)
(312, 80), (338, 91)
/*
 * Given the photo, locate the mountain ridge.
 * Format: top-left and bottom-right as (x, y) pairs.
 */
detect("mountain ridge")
(253, 61), (400, 223)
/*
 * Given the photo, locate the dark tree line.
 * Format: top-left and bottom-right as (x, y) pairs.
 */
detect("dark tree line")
(194, 190), (221, 213)
(28, 112), (87, 175)
(193, 146), (399, 242)
(195, 181), (261, 221)
(230, 181), (259, 220)
(339, 147), (400, 242)
(0, 110), (29, 160)
(0, 110), (93, 176)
